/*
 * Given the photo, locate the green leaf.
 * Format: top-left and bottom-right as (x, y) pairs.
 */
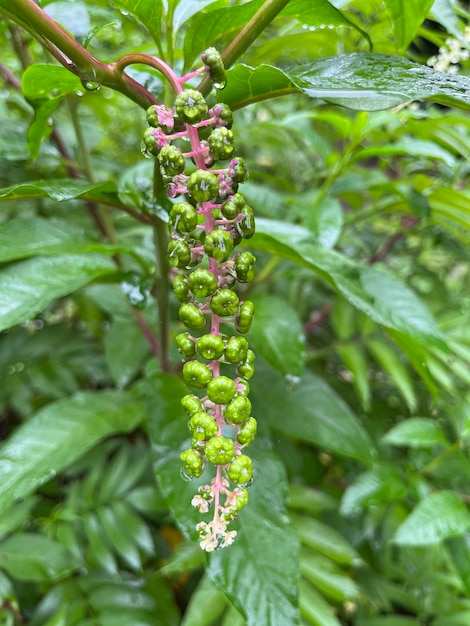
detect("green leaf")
(247, 218), (446, 350)
(174, 0), (222, 31)
(428, 187), (470, 233)
(0, 179), (122, 205)
(299, 580), (342, 626)
(300, 549), (360, 602)
(291, 513), (359, 565)
(253, 365), (375, 463)
(181, 575), (228, 626)
(111, 0), (163, 45)
(0, 217), (123, 263)
(44, 1), (91, 39)
(184, 0), (263, 68)
(21, 65), (83, 157)
(430, 0), (463, 39)
(335, 343), (371, 410)
(0, 254), (117, 332)
(445, 536), (470, 596)
(383, 0), (434, 52)
(104, 317), (150, 387)
(340, 465), (407, 516)
(355, 618), (422, 626)
(208, 446), (300, 626)
(0, 533), (81, 582)
(0, 391), (143, 515)
(383, 417), (449, 448)
(220, 54), (470, 111)
(366, 338), (417, 411)
(146, 369), (300, 626)
(249, 294), (305, 377)
(395, 491), (470, 545)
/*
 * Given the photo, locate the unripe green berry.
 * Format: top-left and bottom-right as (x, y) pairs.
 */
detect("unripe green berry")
(234, 488), (249, 511)
(239, 205), (255, 239)
(228, 455), (253, 485)
(231, 157), (248, 183)
(210, 289), (239, 317)
(179, 303), (206, 330)
(236, 300), (255, 334)
(181, 448), (204, 478)
(213, 103), (233, 129)
(181, 394), (203, 416)
(203, 47), (226, 87)
(208, 127), (235, 161)
(173, 274), (190, 303)
(204, 229), (234, 262)
(183, 361), (212, 389)
(222, 193), (245, 220)
(176, 332), (196, 357)
(197, 334), (225, 360)
(168, 239), (191, 268)
(207, 376), (236, 404)
(237, 417), (257, 446)
(204, 436), (235, 465)
(237, 379), (251, 396)
(187, 269), (218, 298)
(175, 89), (208, 124)
(169, 202), (198, 235)
(238, 358), (255, 379)
(188, 412), (218, 440)
(142, 127), (162, 157)
(146, 105), (160, 128)
(187, 170), (219, 203)
(158, 145), (186, 176)
(235, 252), (256, 283)
(224, 396), (252, 425)
(224, 336), (249, 364)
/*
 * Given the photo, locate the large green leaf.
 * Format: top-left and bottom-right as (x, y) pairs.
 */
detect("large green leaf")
(0, 254), (117, 332)
(247, 218), (446, 349)
(249, 294), (305, 377)
(208, 446), (300, 626)
(253, 364), (375, 463)
(111, 0), (163, 45)
(383, 417), (449, 448)
(0, 179), (122, 205)
(146, 369), (300, 626)
(0, 533), (81, 582)
(0, 217), (124, 263)
(0, 391), (143, 515)
(220, 54), (470, 111)
(395, 491), (470, 545)
(383, 0), (434, 52)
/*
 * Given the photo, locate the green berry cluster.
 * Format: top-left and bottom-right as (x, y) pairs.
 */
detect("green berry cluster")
(143, 49), (257, 552)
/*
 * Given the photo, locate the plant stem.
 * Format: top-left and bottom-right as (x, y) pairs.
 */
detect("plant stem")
(152, 163), (171, 373)
(198, 0), (291, 94)
(1, 0), (159, 109)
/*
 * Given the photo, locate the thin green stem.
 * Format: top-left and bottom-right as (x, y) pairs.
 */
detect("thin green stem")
(152, 163), (171, 373)
(198, 0), (291, 94)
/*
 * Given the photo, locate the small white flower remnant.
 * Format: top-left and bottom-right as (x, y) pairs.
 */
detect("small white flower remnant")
(427, 27), (470, 73)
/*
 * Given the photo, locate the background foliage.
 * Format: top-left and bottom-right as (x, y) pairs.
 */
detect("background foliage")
(0, 0), (470, 624)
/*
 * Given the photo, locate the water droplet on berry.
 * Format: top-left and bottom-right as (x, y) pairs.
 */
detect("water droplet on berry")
(180, 468), (194, 482)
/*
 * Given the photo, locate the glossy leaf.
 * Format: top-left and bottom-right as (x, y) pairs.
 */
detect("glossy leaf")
(0, 533), (81, 582)
(383, 0), (434, 52)
(340, 465), (407, 516)
(0, 179), (122, 205)
(253, 364), (375, 463)
(0, 255), (117, 332)
(208, 445), (300, 626)
(300, 549), (360, 602)
(249, 294), (305, 377)
(299, 579), (342, 626)
(430, 0), (463, 39)
(248, 218), (446, 350)
(111, 0), (163, 44)
(383, 418), (449, 448)
(291, 513), (359, 565)
(220, 54), (470, 111)
(395, 491), (470, 545)
(0, 218), (122, 263)
(0, 391), (143, 516)
(104, 317), (150, 387)
(21, 65), (83, 157)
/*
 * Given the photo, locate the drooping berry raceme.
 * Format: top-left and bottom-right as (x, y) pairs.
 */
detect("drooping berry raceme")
(143, 49), (257, 552)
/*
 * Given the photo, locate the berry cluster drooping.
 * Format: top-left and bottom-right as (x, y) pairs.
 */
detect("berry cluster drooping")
(143, 49), (257, 551)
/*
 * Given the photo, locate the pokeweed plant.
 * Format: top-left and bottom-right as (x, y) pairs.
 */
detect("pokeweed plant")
(0, 0), (470, 625)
